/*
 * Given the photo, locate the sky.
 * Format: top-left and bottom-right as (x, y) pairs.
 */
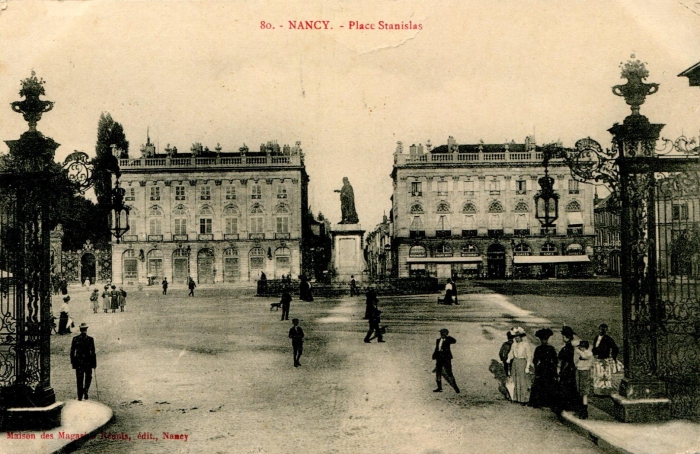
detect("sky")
(1, 0), (699, 229)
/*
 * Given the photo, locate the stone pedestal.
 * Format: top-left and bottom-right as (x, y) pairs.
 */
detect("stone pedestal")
(330, 224), (366, 282)
(3, 402), (65, 431)
(611, 378), (671, 422)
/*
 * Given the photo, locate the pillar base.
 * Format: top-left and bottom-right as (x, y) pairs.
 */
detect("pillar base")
(2, 401), (65, 431)
(611, 378), (671, 422)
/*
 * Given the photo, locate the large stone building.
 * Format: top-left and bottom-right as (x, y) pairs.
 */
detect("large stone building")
(389, 136), (595, 280)
(593, 194), (621, 276)
(111, 138), (309, 285)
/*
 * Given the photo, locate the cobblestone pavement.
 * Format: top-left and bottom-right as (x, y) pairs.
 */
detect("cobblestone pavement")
(50, 283), (603, 453)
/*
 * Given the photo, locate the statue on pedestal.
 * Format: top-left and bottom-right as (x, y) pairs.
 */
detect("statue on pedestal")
(334, 177), (359, 224)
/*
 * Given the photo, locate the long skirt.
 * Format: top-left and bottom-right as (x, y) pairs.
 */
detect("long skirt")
(529, 374), (559, 408)
(592, 358), (616, 395)
(511, 358), (531, 403)
(576, 369), (592, 396)
(102, 296), (109, 311)
(58, 312), (70, 335)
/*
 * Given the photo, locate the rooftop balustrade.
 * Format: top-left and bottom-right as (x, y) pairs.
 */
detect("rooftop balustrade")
(395, 151), (561, 165)
(119, 154), (302, 169)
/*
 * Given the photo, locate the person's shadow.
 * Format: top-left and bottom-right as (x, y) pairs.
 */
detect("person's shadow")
(489, 359), (509, 400)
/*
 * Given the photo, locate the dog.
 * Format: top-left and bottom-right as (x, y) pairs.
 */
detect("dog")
(270, 302), (282, 311)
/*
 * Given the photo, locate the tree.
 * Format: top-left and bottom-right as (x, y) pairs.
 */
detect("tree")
(92, 112), (129, 246)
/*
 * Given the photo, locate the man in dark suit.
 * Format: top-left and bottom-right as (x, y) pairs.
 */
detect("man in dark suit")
(432, 328), (460, 393)
(70, 322), (97, 401)
(280, 290), (292, 321)
(592, 323), (619, 361)
(363, 305), (384, 343)
(289, 318), (305, 367)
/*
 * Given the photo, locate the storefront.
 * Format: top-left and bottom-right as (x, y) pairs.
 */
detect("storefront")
(512, 254), (591, 278)
(406, 256), (484, 280)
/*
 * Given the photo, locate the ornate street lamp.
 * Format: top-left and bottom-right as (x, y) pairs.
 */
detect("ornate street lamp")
(534, 148), (559, 232)
(109, 179), (130, 243)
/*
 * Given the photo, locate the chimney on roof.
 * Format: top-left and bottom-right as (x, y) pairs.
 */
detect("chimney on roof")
(396, 141), (403, 154)
(409, 144), (417, 155)
(447, 136), (457, 152)
(417, 143), (424, 154)
(426, 140), (432, 152)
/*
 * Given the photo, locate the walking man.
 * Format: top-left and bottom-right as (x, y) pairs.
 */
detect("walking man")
(188, 277), (196, 297)
(280, 290), (292, 321)
(432, 328), (460, 393)
(70, 322), (96, 401)
(162, 277), (168, 295)
(349, 275), (358, 296)
(363, 305), (384, 343)
(289, 318), (304, 367)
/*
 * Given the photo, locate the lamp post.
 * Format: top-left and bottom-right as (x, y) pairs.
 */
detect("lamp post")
(534, 147), (560, 235)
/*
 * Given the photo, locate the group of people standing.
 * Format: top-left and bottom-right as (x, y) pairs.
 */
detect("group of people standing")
(98, 285), (128, 313)
(499, 323), (619, 420)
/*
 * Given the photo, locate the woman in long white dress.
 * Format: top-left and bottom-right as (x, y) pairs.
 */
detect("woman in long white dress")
(507, 327), (534, 403)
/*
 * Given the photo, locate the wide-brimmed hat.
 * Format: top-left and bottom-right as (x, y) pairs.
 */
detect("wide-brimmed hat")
(63, 296), (70, 302)
(535, 328), (554, 340)
(511, 327), (527, 338)
(561, 326), (576, 338)
(439, 328), (449, 334)
(79, 322), (88, 330)
(92, 289), (99, 292)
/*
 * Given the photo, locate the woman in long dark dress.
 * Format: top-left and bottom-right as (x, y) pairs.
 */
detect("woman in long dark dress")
(57, 296), (71, 335)
(557, 326), (580, 414)
(529, 328), (559, 409)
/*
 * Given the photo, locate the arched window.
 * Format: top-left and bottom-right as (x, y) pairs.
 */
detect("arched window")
(436, 202), (451, 213)
(123, 249), (138, 279)
(173, 204), (188, 216)
(461, 244), (478, 256)
(148, 205), (163, 217)
(462, 202), (477, 214)
(199, 205), (214, 216)
(250, 203), (264, 214)
(488, 201), (504, 213)
(410, 203), (424, 214)
(541, 242), (557, 254)
(409, 245), (427, 258)
(514, 201), (529, 212)
(435, 243), (453, 257)
(223, 204), (239, 216)
(275, 204), (290, 214)
(566, 200), (582, 212)
(514, 243), (531, 255)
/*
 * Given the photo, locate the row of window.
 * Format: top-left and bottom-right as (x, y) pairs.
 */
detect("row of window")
(407, 242), (581, 257)
(146, 202), (290, 217)
(125, 184), (291, 202)
(143, 216), (291, 236)
(409, 179), (580, 196)
(410, 200), (583, 215)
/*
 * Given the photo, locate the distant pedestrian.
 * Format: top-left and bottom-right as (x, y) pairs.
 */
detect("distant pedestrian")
(575, 340), (594, 419)
(70, 322), (96, 401)
(349, 275), (358, 296)
(364, 287), (377, 319)
(258, 271), (268, 294)
(299, 275), (313, 302)
(557, 326), (580, 414)
(443, 279), (454, 305)
(432, 328), (460, 393)
(58, 295), (71, 335)
(451, 279), (459, 305)
(289, 318), (304, 367)
(110, 285), (119, 313)
(507, 327), (533, 404)
(280, 290), (292, 321)
(90, 289), (100, 314)
(188, 277), (196, 297)
(119, 287), (127, 312)
(363, 305), (384, 343)
(162, 277), (168, 295)
(529, 328), (559, 409)
(591, 323), (619, 396)
(101, 285), (110, 313)
(60, 278), (68, 295)
(498, 330), (514, 377)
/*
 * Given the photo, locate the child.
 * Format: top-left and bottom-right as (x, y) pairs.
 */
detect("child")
(90, 289), (100, 314)
(575, 340), (594, 419)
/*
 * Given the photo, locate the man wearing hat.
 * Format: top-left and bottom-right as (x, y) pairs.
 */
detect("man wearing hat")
(70, 322), (97, 401)
(432, 328), (460, 393)
(288, 318), (304, 367)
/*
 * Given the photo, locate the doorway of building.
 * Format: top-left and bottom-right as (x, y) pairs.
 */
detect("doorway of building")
(173, 249), (189, 285)
(487, 244), (506, 279)
(223, 248), (240, 283)
(80, 253), (96, 285)
(197, 249), (215, 284)
(249, 247), (265, 281)
(436, 264), (452, 281)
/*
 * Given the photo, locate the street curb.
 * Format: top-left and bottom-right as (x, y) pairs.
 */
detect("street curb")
(54, 411), (115, 454)
(560, 411), (634, 454)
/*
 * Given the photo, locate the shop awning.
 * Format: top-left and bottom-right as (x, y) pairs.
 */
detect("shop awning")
(567, 212), (584, 225)
(406, 256), (483, 263)
(513, 255), (590, 265)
